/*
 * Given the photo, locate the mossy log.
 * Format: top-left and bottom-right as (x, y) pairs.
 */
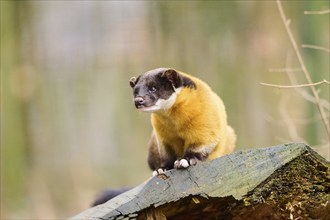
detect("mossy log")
(70, 143), (329, 220)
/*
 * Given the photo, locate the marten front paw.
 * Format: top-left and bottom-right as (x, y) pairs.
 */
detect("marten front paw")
(174, 159), (189, 169)
(152, 168), (166, 176)
(174, 157), (201, 169)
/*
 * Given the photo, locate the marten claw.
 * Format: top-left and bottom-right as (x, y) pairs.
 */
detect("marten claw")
(152, 168), (166, 177)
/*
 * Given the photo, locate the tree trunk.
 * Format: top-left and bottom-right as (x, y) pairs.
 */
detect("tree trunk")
(71, 143), (330, 220)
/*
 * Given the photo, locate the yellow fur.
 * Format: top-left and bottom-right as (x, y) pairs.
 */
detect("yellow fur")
(151, 71), (236, 162)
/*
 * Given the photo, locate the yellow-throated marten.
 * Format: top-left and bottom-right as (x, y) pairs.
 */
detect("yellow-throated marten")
(130, 68), (236, 175)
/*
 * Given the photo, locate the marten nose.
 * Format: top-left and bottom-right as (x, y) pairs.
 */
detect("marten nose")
(134, 97), (145, 106)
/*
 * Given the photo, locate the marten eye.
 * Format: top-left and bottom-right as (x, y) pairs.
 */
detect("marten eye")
(149, 86), (157, 93)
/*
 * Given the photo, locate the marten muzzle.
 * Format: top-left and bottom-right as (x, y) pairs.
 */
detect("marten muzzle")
(134, 97), (145, 108)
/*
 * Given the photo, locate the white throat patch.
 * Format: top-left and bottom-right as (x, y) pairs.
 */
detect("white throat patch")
(140, 87), (182, 112)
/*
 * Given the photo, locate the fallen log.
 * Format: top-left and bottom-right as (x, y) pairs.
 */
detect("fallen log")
(70, 143), (330, 220)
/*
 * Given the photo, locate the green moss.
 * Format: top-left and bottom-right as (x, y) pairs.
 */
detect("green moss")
(241, 151), (330, 219)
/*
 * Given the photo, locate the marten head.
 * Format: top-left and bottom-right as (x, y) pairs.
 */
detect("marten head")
(129, 68), (196, 112)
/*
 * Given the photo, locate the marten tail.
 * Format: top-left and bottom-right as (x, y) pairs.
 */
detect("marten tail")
(91, 187), (131, 207)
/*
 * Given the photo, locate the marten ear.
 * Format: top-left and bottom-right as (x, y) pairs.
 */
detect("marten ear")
(162, 69), (182, 88)
(129, 77), (137, 88)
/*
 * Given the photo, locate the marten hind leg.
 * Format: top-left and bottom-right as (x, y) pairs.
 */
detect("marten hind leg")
(225, 125), (236, 154)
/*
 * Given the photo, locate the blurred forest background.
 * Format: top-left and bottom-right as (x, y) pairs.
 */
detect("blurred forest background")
(1, 1), (329, 219)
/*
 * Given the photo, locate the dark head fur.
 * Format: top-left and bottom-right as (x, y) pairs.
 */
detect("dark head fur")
(129, 68), (196, 112)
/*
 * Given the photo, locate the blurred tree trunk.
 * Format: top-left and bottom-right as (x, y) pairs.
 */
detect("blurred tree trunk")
(0, 0), (29, 213)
